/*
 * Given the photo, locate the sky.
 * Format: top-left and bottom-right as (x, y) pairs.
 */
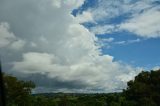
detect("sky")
(0, 0), (160, 93)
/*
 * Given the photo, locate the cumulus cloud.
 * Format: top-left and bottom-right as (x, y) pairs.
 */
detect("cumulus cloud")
(0, 0), (141, 92)
(52, 0), (61, 8)
(63, 0), (85, 9)
(13, 52), (140, 92)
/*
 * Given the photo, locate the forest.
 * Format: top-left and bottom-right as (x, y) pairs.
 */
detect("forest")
(1, 69), (160, 106)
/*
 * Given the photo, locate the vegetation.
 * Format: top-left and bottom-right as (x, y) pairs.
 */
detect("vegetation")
(3, 73), (35, 106)
(2, 69), (160, 106)
(123, 70), (160, 106)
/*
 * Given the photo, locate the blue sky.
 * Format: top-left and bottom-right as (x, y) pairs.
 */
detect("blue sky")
(74, 0), (160, 69)
(0, 0), (160, 93)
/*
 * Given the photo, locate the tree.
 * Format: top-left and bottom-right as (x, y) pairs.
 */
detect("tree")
(124, 69), (160, 106)
(3, 73), (35, 106)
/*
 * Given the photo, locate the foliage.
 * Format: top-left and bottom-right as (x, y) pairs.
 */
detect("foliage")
(124, 69), (160, 106)
(3, 73), (35, 106)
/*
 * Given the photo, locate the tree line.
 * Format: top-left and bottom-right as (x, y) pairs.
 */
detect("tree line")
(1, 69), (160, 106)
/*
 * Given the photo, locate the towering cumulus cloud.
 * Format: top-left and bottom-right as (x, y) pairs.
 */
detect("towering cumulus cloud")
(0, 0), (140, 93)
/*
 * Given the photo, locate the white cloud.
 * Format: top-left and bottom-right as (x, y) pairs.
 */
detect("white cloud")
(120, 7), (160, 38)
(114, 39), (141, 45)
(51, 0), (85, 10)
(152, 66), (160, 70)
(89, 0), (156, 22)
(115, 41), (126, 45)
(127, 39), (141, 43)
(90, 25), (117, 35)
(0, 22), (25, 50)
(63, 0), (85, 9)
(13, 52), (140, 92)
(0, 22), (15, 48)
(13, 52), (58, 74)
(86, 0), (160, 38)
(10, 39), (26, 50)
(91, 6), (160, 38)
(75, 11), (94, 23)
(102, 37), (114, 42)
(51, 0), (61, 8)
(90, 0), (121, 21)
(95, 37), (114, 49)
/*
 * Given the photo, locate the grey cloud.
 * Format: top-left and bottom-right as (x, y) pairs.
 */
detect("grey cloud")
(18, 73), (88, 89)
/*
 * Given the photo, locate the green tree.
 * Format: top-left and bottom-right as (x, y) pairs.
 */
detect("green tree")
(124, 69), (160, 106)
(3, 73), (35, 106)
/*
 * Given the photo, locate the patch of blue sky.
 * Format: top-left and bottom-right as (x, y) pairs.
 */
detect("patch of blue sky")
(86, 13), (132, 26)
(81, 22), (96, 29)
(152, 1), (160, 5)
(106, 13), (132, 24)
(72, 0), (98, 16)
(102, 38), (160, 68)
(95, 31), (140, 41)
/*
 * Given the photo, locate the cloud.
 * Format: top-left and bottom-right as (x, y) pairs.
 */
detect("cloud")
(114, 41), (126, 45)
(10, 39), (26, 50)
(30, 42), (37, 47)
(102, 37), (114, 42)
(152, 66), (160, 70)
(0, 0), (141, 92)
(75, 11), (94, 23)
(51, 0), (61, 8)
(89, 0), (122, 21)
(127, 39), (141, 43)
(51, 0), (85, 9)
(85, 0), (160, 38)
(39, 36), (49, 44)
(95, 37), (114, 49)
(0, 22), (26, 50)
(63, 0), (85, 9)
(114, 39), (141, 45)
(88, 0), (156, 22)
(0, 22), (15, 48)
(120, 7), (160, 38)
(13, 52), (140, 92)
(90, 25), (118, 35)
